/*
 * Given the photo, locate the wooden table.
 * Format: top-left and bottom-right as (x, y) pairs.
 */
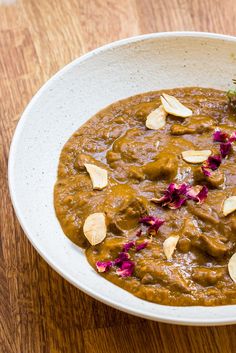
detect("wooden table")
(1, 1), (236, 352)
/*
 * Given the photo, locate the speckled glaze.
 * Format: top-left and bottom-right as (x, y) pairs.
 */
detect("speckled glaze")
(8, 32), (236, 325)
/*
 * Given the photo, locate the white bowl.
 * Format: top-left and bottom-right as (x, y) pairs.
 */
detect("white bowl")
(9, 32), (236, 326)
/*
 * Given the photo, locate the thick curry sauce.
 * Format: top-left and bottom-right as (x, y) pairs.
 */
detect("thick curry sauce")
(54, 87), (236, 306)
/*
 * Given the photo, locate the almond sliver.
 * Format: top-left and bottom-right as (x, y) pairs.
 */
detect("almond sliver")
(222, 196), (236, 216)
(161, 93), (192, 118)
(228, 253), (236, 283)
(155, 141), (160, 150)
(83, 213), (107, 245)
(163, 235), (179, 260)
(182, 150), (212, 163)
(84, 163), (108, 190)
(146, 105), (167, 130)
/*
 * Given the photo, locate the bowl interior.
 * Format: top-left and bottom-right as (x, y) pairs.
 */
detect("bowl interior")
(9, 32), (236, 325)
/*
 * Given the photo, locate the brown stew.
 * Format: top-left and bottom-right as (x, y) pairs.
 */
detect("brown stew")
(54, 87), (236, 306)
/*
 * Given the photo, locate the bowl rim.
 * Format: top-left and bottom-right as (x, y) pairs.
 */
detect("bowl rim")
(8, 31), (236, 326)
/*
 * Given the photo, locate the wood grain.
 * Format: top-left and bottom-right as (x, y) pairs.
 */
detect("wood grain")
(1, 0), (236, 352)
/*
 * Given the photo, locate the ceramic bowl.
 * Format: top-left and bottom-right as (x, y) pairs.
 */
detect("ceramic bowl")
(9, 32), (236, 325)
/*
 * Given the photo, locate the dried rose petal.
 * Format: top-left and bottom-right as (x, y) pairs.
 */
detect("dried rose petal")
(201, 165), (212, 177)
(177, 183), (190, 194)
(139, 216), (165, 232)
(168, 197), (186, 209)
(96, 260), (113, 273)
(153, 182), (208, 209)
(187, 185), (208, 204)
(201, 154), (222, 176)
(167, 182), (177, 194)
(195, 185), (208, 203)
(186, 187), (199, 201)
(152, 183), (190, 209)
(116, 260), (135, 277)
(154, 194), (170, 206)
(113, 252), (130, 266)
(220, 142), (232, 158)
(212, 130), (236, 159)
(149, 220), (165, 232)
(123, 241), (135, 252)
(213, 130), (229, 142)
(229, 131), (236, 143)
(139, 215), (159, 225)
(207, 155), (222, 170)
(136, 229), (142, 237)
(136, 240), (149, 251)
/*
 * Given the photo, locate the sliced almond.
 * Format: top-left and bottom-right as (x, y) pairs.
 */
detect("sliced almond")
(155, 141), (160, 150)
(181, 150), (212, 163)
(228, 253), (236, 283)
(163, 235), (179, 260)
(84, 163), (108, 190)
(83, 213), (107, 245)
(146, 105), (167, 130)
(161, 93), (192, 118)
(222, 196), (236, 216)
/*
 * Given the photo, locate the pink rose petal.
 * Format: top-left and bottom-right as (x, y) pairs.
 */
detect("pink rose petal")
(153, 183), (190, 209)
(168, 197), (187, 209)
(212, 130), (236, 159)
(220, 142), (232, 158)
(116, 260), (135, 277)
(123, 241), (135, 252)
(213, 130), (229, 142)
(187, 185), (208, 204)
(201, 165), (212, 177)
(154, 183), (208, 209)
(229, 131), (236, 143)
(139, 216), (165, 232)
(136, 240), (149, 251)
(96, 260), (113, 273)
(201, 154), (222, 175)
(207, 155), (222, 170)
(113, 252), (130, 266)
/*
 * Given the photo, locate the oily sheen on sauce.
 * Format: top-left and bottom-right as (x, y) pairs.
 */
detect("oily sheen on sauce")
(54, 87), (236, 306)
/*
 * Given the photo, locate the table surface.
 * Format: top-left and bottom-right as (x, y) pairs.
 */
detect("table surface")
(1, 0), (236, 352)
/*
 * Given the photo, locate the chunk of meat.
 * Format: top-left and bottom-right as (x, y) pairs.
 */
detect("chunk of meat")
(177, 237), (192, 253)
(187, 203), (219, 225)
(228, 217), (236, 235)
(186, 115), (215, 132)
(207, 170), (225, 188)
(108, 128), (160, 166)
(171, 124), (195, 135)
(136, 260), (192, 293)
(94, 237), (126, 257)
(142, 152), (178, 181)
(128, 166), (145, 181)
(178, 218), (202, 247)
(181, 218), (200, 238)
(106, 151), (121, 164)
(193, 166), (225, 188)
(111, 128), (147, 163)
(171, 115), (215, 135)
(103, 184), (147, 233)
(141, 273), (155, 284)
(75, 153), (101, 171)
(193, 166), (207, 182)
(191, 267), (225, 286)
(199, 234), (230, 257)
